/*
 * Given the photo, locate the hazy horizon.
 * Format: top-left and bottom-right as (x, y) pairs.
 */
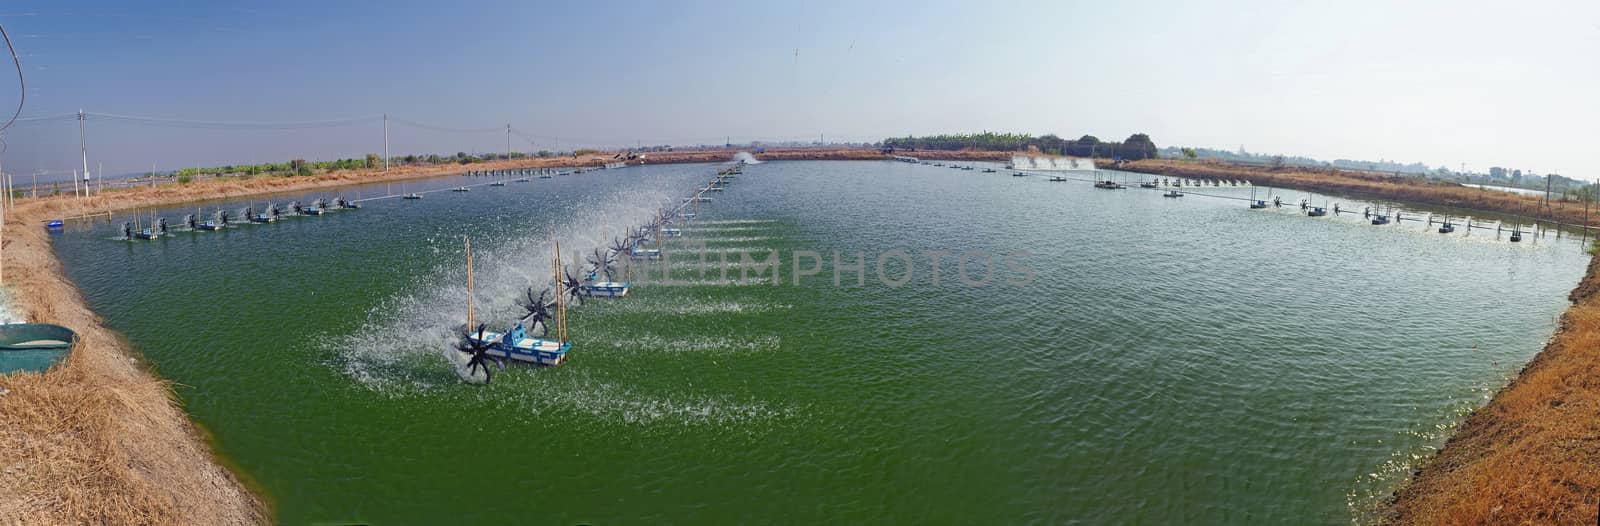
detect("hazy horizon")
(0, 0), (1596, 182)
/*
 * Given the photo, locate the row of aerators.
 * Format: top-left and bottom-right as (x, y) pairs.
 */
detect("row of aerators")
(118, 197), (360, 240)
(453, 162), (745, 380)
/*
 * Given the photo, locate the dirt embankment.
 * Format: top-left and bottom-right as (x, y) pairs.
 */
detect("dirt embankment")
(641, 147), (1007, 164)
(1382, 254), (1600, 524)
(0, 208), (267, 524)
(1116, 159), (1597, 227)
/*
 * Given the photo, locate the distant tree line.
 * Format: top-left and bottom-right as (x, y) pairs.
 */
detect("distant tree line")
(169, 150), (558, 178)
(881, 132), (1160, 160)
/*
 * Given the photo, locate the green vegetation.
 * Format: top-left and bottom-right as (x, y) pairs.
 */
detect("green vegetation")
(161, 149), (552, 179)
(881, 132), (1160, 160)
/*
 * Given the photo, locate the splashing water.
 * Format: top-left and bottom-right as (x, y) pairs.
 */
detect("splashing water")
(692, 219), (777, 225)
(589, 297), (792, 315)
(335, 183), (684, 389)
(683, 236), (774, 243)
(517, 369), (795, 425)
(1010, 154), (1096, 171)
(590, 333), (783, 354)
(731, 151), (762, 164)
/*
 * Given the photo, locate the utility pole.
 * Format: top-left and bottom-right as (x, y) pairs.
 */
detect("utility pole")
(383, 113), (390, 171)
(0, 141), (7, 208)
(506, 124), (512, 161)
(78, 110), (90, 198)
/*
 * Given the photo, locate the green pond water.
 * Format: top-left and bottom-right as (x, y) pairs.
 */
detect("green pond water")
(50, 160), (1589, 524)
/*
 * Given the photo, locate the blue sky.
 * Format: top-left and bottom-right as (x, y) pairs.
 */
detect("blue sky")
(0, 0), (1596, 181)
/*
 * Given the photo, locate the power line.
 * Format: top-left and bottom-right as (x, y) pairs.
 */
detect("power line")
(5, 112), (73, 123)
(87, 111), (381, 130)
(0, 19), (23, 133)
(389, 118), (503, 134)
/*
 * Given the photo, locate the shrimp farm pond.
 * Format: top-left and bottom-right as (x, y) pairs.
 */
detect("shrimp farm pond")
(50, 159), (1588, 524)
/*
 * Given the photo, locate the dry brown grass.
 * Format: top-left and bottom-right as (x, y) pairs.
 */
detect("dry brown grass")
(1120, 159), (1597, 227)
(0, 211), (265, 524)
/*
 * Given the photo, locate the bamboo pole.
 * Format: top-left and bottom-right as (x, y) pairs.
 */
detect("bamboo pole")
(554, 241), (565, 342)
(465, 236), (474, 331)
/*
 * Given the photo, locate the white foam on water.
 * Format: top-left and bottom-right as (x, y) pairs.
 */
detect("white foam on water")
(656, 277), (786, 287)
(681, 226), (770, 233)
(518, 370), (793, 425)
(590, 333), (783, 354)
(665, 260), (762, 271)
(731, 151), (762, 164)
(691, 219), (777, 226)
(683, 236), (773, 243)
(672, 246), (777, 254)
(593, 298), (792, 315)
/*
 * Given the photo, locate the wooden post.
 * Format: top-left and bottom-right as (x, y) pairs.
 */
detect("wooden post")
(1587, 179), (1596, 247)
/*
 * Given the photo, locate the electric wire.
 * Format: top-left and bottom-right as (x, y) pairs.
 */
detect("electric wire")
(0, 19), (24, 133)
